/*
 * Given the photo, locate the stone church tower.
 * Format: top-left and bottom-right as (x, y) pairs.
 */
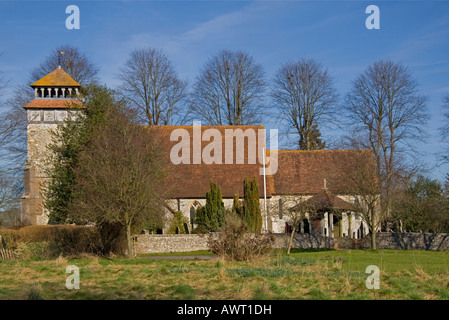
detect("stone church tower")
(21, 67), (82, 225)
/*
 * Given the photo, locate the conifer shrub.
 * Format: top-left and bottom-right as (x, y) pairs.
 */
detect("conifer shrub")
(195, 181), (226, 232)
(191, 223), (209, 234)
(242, 177), (262, 233)
(168, 211), (190, 234)
(232, 178), (263, 233)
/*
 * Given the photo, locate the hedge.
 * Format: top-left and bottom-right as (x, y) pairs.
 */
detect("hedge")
(0, 225), (115, 258)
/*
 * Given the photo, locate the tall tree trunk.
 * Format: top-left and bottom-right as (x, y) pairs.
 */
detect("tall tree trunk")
(287, 226), (296, 255)
(370, 203), (377, 249)
(126, 223), (133, 258)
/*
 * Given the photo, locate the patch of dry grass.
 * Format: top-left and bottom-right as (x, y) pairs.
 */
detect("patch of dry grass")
(0, 250), (448, 300)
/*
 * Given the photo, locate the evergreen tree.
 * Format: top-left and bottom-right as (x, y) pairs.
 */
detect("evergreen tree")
(45, 85), (126, 224)
(168, 211), (189, 234)
(393, 175), (449, 233)
(231, 193), (243, 217)
(44, 119), (83, 224)
(243, 177), (262, 233)
(195, 181), (225, 232)
(299, 123), (325, 150)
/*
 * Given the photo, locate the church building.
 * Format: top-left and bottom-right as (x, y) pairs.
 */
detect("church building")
(21, 68), (375, 239)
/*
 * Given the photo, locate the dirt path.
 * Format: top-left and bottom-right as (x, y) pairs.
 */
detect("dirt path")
(137, 255), (218, 260)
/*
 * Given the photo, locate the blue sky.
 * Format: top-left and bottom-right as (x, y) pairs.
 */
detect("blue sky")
(1, 0), (449, 181)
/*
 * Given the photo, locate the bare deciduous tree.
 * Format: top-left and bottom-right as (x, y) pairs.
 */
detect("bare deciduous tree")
(0, 106), (26, 175)
(0, 68), (15, 167)
(189, 49), (265, 125)
(117, 48), (188, 125)
(0, 174), (21, 225)
(0, 69), (22, 226)
(344, 60), (428, 229)
(441, 94), (449, 163)
(272, 58), (338, 150)
(30, 44), (99, 85)
(334, 150), (381, 249)
(443, 94), (449, 121)
(68, 108), (169, 258)
(1, 45), (100, 173)
(281, 199), (315, 254)
(0, 66), (6, 98)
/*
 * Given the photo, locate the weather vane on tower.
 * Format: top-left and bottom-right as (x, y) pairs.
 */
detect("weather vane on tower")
(57, 50), (65, 69)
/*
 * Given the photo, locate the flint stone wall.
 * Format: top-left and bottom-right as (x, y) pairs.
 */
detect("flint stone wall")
(135, 234), (210, 253)
(135, 232), (449, 254)
(358, 232), (449, 251)
(134, 233), (335, 254)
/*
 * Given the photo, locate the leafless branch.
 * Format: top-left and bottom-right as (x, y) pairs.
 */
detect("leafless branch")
(30, 44), (99, 84)
(271, 58), (338, 150)
(188, 50), (266, 125)
(343, 60), (428, 227)
(117, 48), (188, 125)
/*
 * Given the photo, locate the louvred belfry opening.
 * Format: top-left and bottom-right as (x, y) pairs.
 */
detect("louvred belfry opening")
(24, 67), (82, 109)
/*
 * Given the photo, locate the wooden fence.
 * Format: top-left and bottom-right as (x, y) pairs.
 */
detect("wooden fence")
(0, 248), (16, 260)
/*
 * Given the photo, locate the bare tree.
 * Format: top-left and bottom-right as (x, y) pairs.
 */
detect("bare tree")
(335, 150), (381, 249)
(117, 48), (188, 125)
(0, 68), (21, 175)
(0, 174), (21, 224)
(189, 49), (265, 125)
(443, 94), (449, 121)
(272, 58), (338, 150)
(441, 94), (449, 163)
(344, 60), (428, 229)
(0, 69), (22, 226)
(0, 66), (6, 98)
(1, 45), (100, 174)
(0, 68), (15, 168)
(68, 108), (169, 258)
(30, 44), (99, 85)
(0, 107), (26, 175)
(280, 199), (315, 254)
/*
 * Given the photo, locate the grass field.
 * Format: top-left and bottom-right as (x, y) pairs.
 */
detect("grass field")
(1, 249), (448, 300)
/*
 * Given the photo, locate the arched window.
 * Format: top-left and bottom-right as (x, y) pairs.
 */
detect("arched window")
(190, 201), (201, 226)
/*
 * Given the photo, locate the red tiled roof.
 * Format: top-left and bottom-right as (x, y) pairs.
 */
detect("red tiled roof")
(302, 191), (356, 211)
(152, 125), (271, 199)
(30, 68), (80, 87)
(272, 149), (375, 195)
(23, 99), (83, 109)
(152, 126), (376, 199)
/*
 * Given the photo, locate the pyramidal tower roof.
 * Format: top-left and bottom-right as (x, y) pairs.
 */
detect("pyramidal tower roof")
(30, 67), (80, 87)
(23, 67), (83, 109)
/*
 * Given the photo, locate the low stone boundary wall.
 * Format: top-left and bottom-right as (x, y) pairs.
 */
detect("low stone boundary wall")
(135, 234), (210, 253)
(272, 233), (335, 250)
(359, 232), (449, 251)
(135, 233), (335, 254)
(135, 232), (449, 254)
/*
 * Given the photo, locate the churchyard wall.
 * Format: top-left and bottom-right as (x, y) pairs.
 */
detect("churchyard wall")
(134, 232), (449, 254)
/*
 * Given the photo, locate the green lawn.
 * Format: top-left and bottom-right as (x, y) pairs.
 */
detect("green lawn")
(287, 248), (449, 273)
(0, 249), (448, 300)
